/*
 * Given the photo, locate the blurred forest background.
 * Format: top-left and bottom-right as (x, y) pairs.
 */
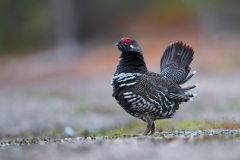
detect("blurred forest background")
(0, 0), (240, 137)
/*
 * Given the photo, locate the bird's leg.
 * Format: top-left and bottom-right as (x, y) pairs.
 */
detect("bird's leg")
(150, 122), (155, 135)
(142, 122), (151, 136)
(142, 120), (155, 136)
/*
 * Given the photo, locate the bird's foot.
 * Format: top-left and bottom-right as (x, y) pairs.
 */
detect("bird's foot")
(142, 121), (155, 136)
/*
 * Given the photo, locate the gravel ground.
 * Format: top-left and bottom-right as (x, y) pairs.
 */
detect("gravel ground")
(1, 129), (240, 160)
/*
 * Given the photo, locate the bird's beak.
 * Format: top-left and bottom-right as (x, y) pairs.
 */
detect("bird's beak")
(115, 42), (119, 46)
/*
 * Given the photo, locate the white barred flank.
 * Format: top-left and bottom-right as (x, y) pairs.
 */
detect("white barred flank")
(117, 76), (136, 82)
(148, 98), (160, 106)
(111, 73), (142, 85)
(163, 102), (171, 110)
(123, 92), (171, 115)
(128, 98), (137, 103)
(159, 91), (170, 104)
(119, 82), (137, 87)
(112, 73), (141, 80)
(161, 112), (168, 117)
(123, 92), (133, 95)
(124, 95), (133, 99)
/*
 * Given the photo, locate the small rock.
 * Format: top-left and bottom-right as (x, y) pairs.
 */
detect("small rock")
(86, 137), (92, 140)
(197, 130), (203, 134)
(184, 131), (192, 136)
(64, 126), (75, 136)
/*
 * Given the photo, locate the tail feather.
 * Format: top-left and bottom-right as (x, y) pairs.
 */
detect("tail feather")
(180, 71), (196, 84)
(160, 41), (194, 84)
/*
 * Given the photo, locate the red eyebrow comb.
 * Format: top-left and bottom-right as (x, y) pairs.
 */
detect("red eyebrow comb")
(122, 38), (132, 44)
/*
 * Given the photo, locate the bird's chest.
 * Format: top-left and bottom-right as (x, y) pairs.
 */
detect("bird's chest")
(111, 73), (142, 97)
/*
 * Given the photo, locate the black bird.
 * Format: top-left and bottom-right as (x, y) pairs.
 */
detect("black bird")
(111, 37), (197, 136)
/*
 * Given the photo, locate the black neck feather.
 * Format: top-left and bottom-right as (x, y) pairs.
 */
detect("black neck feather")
(115, 51), (148, 74)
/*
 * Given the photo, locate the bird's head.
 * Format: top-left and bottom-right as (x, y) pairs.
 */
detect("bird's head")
(115, 37), (142, 53)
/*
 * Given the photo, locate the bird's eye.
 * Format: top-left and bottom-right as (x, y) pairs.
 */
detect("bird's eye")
(124, 42), (130, 45)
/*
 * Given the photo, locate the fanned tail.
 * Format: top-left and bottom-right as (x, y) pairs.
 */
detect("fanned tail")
(160, 41), (194, 84)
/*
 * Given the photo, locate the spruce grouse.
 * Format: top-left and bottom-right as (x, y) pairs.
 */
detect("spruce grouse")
(111, 37), (197, 136)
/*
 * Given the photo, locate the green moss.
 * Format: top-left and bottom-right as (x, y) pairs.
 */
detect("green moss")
(90, 118), (239, 137)
(204, 118), (240, 129)
(45, 129), (65, 137)
(1, 118), (239, 146)
(80, 119), (205, 137)
(177, 120), (204, 130)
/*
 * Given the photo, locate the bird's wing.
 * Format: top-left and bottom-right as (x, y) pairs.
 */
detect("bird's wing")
(141, 72), (190, 102)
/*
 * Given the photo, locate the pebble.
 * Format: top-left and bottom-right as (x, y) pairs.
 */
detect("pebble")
(156, 129), (240, 140)
(184, 131), (192, 136)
